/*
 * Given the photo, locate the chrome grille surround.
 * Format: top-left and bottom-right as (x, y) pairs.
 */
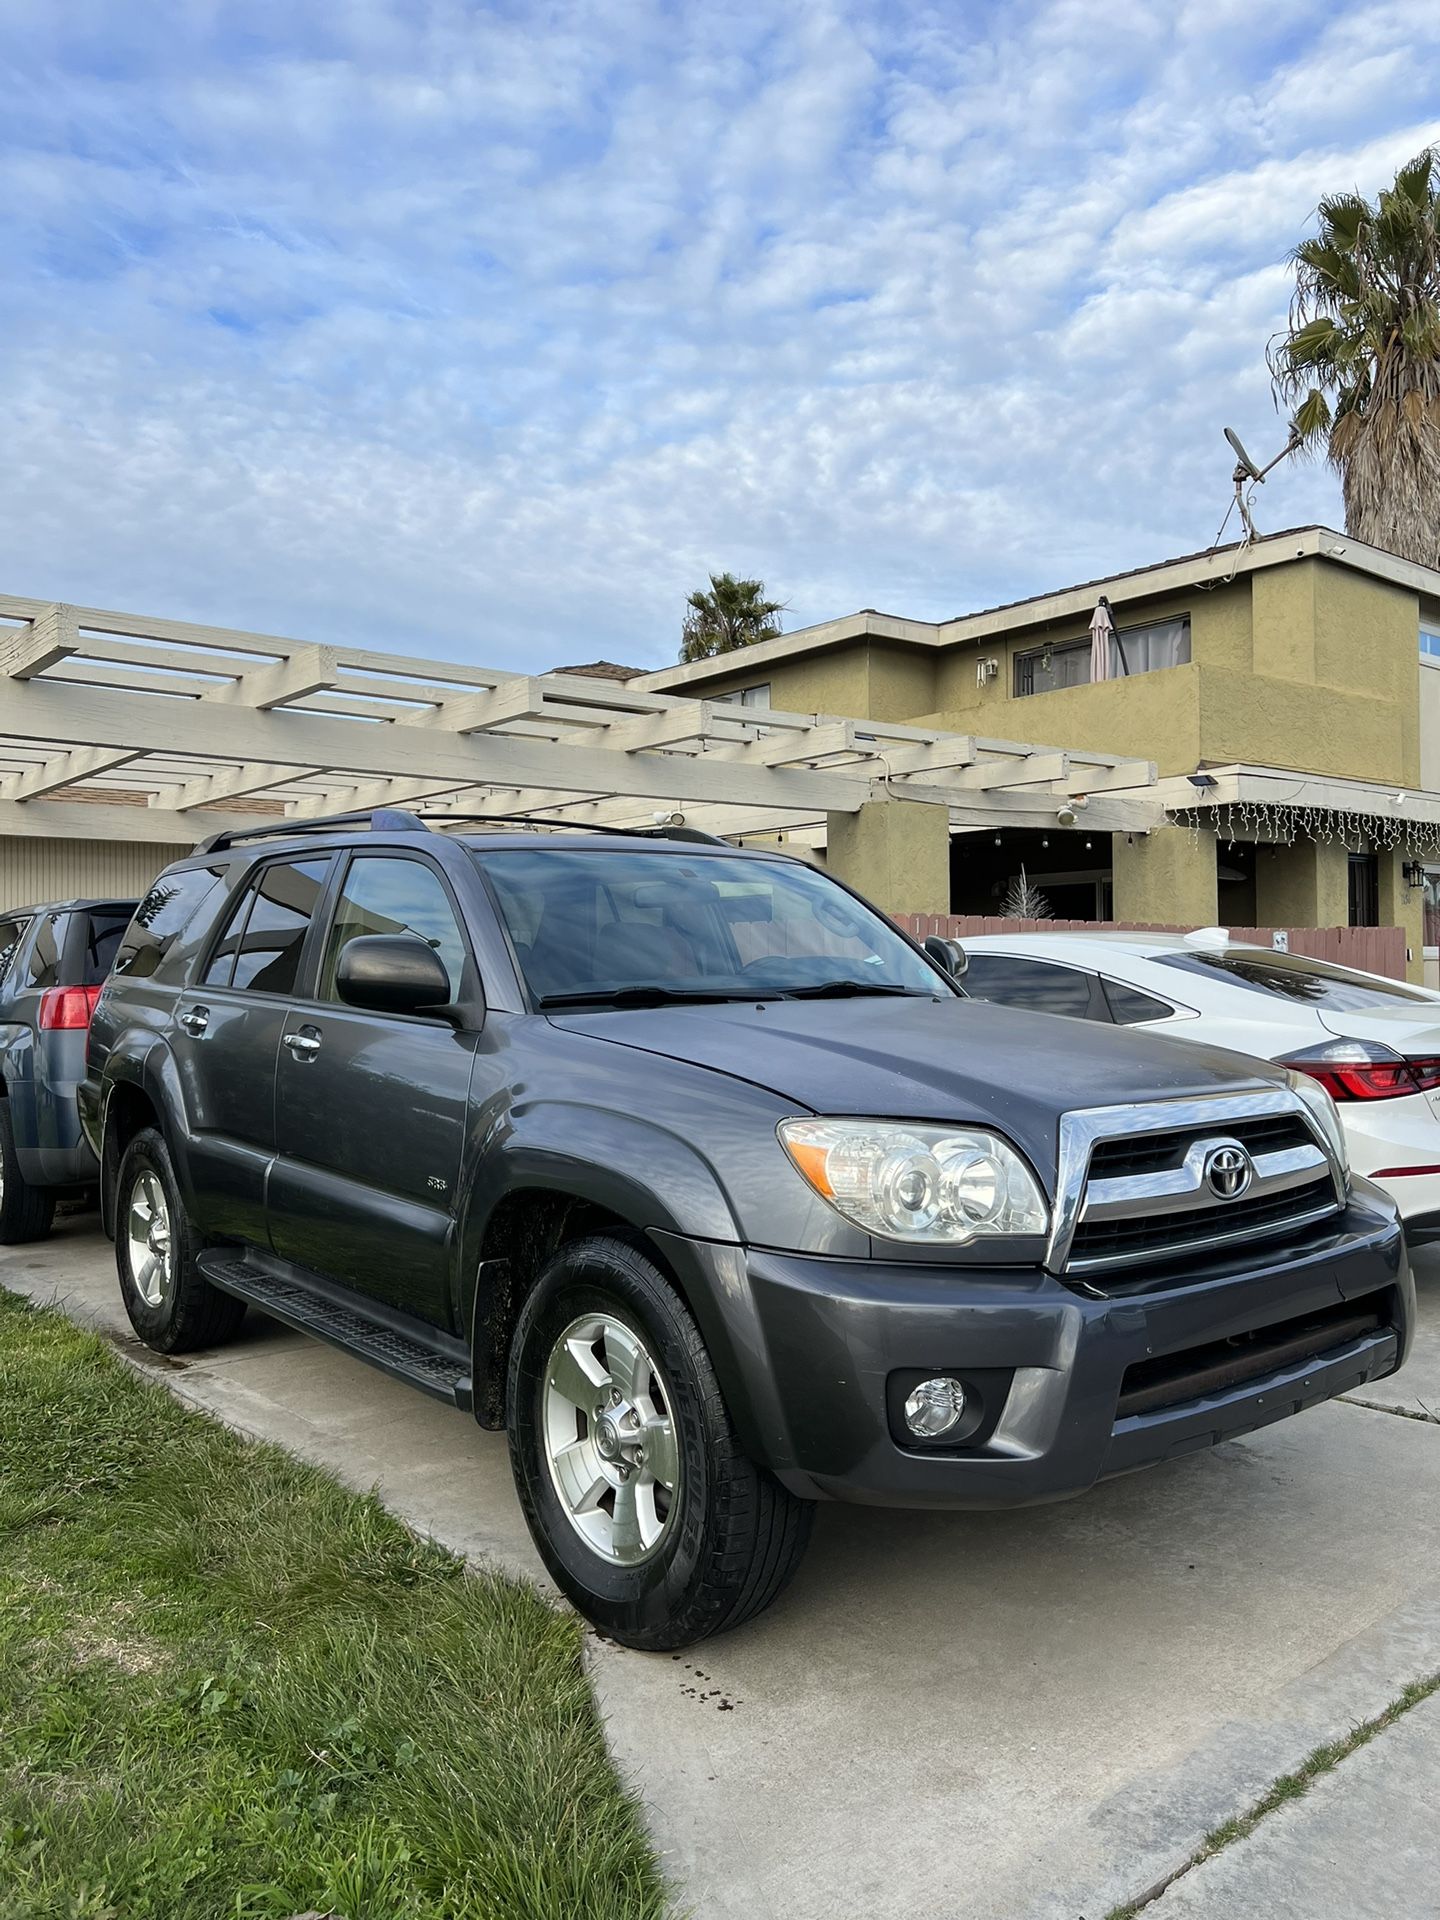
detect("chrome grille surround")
(1046, 1089), (1349, 1280)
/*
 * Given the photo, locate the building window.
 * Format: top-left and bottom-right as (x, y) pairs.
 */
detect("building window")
(1348, 852), (1379, 928)
(1421, 629), (1440, 659)
(717, 684), (772, 709)
(1014, 616), (1191, 696)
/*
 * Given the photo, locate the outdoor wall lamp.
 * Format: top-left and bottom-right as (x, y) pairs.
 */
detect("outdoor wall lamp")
(1403, 859), (1425, 890)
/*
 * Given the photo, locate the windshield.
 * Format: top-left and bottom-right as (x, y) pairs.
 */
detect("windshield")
(1157, 949), (1438, 1011)
(474, 846), (947, 1006)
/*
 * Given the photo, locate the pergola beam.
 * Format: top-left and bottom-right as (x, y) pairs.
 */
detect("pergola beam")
(3, 678), (875, 813)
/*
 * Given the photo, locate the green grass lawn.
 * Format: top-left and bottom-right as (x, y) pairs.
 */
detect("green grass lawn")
(0, 1290), (671, 1920)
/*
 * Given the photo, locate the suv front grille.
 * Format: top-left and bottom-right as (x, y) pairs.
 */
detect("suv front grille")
(1050, 1091), (1346, 1285)
(1069, 1174), (1338, 1271)
(1086, 1114), (1312, 1181)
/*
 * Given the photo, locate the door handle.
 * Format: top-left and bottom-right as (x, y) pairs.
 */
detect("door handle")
(283, 1027), (322, 1061)
(178, 1005), (209, 1037)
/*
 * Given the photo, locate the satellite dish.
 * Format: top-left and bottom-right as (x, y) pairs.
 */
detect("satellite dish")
(1220, 424), (1303, 541)
(1224, 426), (1263, 482)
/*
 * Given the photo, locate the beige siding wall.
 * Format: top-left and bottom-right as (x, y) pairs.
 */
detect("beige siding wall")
(0, 836), (190, 911)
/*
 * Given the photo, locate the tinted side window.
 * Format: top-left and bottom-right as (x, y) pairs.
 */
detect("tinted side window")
(204, 859), (331, 996)
(25, 914), (64, 991)
(319, 856), (466, 1001)
(960, 953), (1097, 1018)
(75, 909), (136, 986)
(115, 868), (227, 980)
(1102, 977), (1174, 1025)
(0, 918), (29, 983)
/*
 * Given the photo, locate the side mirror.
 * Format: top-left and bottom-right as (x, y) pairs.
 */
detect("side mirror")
(923, 935), (968, 979)
(335, 934), (454, 1017)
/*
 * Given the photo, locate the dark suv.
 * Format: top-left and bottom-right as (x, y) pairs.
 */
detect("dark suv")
(0, 896), (137, 1241)
(84, 813), (1411, 1648)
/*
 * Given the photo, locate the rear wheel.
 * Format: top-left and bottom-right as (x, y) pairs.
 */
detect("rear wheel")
(0, 1101), (55, 1245)
(115, 1128), (246, 1352)
(507, 1234), (813, 1650)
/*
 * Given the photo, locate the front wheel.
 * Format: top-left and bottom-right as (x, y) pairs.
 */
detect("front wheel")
(507, 1234), (813, 1650)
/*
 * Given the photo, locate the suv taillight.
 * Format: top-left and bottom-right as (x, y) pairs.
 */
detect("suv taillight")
(1282, 1038), (1440, 1101)
(38, 984), (103, 1030)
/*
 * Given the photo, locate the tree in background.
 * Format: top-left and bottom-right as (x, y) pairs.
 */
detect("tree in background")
(1001, 867), (1052, 921)
(680, 573), (785, 662)
(1271, 148), (1440, 567)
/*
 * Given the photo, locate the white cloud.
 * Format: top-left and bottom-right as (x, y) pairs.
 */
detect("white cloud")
(0, 0), (1432, 671)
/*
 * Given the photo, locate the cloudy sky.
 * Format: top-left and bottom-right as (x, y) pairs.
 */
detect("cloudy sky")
(4, 0), (1438, 673)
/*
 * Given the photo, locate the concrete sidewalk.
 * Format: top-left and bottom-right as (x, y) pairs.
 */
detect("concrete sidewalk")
(1146, 1687), (1440, 1918)
(4, 1218), (1439, 1920)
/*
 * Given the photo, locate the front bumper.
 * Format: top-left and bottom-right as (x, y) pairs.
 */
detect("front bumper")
(654, 1185), (1411, 1509)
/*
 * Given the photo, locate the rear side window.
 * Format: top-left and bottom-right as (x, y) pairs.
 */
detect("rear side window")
(114, 867), (227, 980)
(75, 908), (136, 986)
(0, 918), (29, 983)
(1101, 978), (1175, 1025)
(202, 858), (331, 995)
(961, 953), (1098, 1018)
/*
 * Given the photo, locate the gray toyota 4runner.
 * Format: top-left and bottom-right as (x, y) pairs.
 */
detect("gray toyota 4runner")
(83, 812), (1412, 1649)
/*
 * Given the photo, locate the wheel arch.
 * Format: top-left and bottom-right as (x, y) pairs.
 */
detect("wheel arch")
(464, 1177), (698, 1429)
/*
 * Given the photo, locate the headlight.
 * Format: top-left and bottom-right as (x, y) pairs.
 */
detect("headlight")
(779, 1118), (1049, 1244)
(1284, 1069), (1350, 1181)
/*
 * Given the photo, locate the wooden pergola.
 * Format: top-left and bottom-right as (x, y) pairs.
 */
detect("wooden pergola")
(0, 597), (1164, 846)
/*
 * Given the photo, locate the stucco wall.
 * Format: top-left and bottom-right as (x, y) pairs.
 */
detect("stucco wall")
(690, 556), (1423, 789)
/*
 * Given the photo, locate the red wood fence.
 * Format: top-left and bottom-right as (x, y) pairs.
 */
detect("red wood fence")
(894, 915), (1408, 981)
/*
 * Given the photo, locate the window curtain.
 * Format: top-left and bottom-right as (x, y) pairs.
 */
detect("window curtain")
(1113, 617), (1190, 676)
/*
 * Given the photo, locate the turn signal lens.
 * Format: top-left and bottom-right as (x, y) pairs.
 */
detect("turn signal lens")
(1282, 1040), (1437, 1102)
(38, 985), (102, 1030)
(779, 1118), (1049, 1244)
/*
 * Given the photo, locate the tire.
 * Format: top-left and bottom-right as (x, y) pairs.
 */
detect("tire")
(507, 1234), (813, 1651)
(0, 1100), (55, 1245)
(115, 1127), (246, 1353)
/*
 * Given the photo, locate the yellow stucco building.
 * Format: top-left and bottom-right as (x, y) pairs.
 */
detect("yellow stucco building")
(639, 527), (1440, 976)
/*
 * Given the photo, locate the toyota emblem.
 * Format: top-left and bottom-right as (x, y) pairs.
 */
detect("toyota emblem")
(1203, 1143), (1253, 1200)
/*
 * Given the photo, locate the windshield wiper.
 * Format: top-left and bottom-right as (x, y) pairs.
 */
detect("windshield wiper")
(780, 979), (931, 999)
(538, 985), (784, 1009)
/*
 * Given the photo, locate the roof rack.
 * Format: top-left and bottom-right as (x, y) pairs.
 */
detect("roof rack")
(406, 812), (731, 847)
(194, 807), (730, 856)
(195, 807), (429, 855)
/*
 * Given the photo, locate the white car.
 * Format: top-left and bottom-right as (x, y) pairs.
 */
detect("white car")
(955, 929), (1440, 1241)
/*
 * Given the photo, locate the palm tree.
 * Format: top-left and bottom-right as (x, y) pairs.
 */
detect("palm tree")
(1271, 148), (1440, 567)
(680, 572), (784, 663)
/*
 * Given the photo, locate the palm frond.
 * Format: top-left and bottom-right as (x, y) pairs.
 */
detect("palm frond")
(1272, 148), (1440, 564)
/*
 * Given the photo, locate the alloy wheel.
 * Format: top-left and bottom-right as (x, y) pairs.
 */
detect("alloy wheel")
(541, 1311), (681, 1565)
(126, 1169), (174, 1309)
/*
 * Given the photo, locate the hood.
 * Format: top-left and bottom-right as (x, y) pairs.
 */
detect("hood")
(554, 996), (1283, 1184)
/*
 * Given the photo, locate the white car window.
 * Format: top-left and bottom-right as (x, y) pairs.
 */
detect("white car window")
(1158, 951), (1431, 1010)
(1100, 977), (1175, 1025)
(960, 953), (1098, 1018)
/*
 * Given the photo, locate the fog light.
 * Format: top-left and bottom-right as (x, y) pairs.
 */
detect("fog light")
(903, 1376), (968, 1438)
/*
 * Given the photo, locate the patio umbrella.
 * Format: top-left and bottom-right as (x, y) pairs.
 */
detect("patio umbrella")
(1089, 595), (1115, 683)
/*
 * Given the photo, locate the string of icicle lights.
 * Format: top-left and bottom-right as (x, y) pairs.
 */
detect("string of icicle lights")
(1169, 801), (1440, 859)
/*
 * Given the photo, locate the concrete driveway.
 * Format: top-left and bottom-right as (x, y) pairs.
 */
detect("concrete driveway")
(5, 1218), (1439, 1920)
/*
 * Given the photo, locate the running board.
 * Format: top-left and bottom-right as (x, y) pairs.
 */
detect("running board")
(197, 1252), (472, 1411)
